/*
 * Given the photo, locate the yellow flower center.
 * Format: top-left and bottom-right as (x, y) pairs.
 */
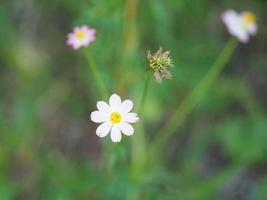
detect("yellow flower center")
(110, 112), (122, 124)
(76, 31), (85, 40)
(242, 12), (256, 25)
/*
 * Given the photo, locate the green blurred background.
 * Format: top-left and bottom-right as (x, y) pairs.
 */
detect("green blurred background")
(1, 0), (267, 199)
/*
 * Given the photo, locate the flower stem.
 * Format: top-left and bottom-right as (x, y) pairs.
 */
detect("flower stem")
(83, 49), (108, 100)
(149, 38), (239, 157)
(83, 49), (110, 174)
(131, 75), (150, 179)
(139, 75), (150, 113)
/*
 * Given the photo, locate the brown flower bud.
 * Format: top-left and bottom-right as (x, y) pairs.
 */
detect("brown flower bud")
(147, 47), (174, 83)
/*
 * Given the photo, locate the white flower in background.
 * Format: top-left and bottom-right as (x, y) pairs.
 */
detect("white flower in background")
(90, 94), (139, 143)
(221, 10), (257, 43)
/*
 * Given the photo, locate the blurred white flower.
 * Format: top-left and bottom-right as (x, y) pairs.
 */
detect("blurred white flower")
(221, 10), (257, 43)
(90, 94), (139, 143)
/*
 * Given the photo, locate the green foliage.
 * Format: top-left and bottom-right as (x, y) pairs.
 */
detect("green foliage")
(218, 117), (267, 164)
(0, 0), (267, 199)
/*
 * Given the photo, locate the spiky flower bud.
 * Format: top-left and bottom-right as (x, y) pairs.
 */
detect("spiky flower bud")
(147, 47), (173, 83)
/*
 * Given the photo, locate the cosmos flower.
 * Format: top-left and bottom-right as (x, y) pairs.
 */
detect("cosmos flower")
(221, 10), (257, 43)
(67, 25), (96, 50)
(90, 94), (139, 143)
(147, 47), (174, 83)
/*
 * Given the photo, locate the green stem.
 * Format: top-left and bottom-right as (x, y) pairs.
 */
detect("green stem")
(149, 38), (239, 157)
(130, 75), (150, 179)
(83, 49), (109, 174)
(83, 49), (108, 100)
(139, 75), (150, 113)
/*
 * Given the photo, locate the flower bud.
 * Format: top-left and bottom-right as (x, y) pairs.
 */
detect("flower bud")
(147, 47), (173, 83)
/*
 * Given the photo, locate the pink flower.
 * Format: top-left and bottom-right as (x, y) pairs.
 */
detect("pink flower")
(67, 25), (96, 50)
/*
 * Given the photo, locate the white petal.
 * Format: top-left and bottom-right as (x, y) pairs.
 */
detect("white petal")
(111, 125), (121, 143)
(221, 10), (249, 43)
(236, 30), (249, 43)
(97, 101), (111, 114)
(221, 10), (239, 28)
(247, 23), (258, 35)
(121, 99), (133, 113)
(96, 121), (112, 137)
(90, 111), (107, 123)
(222, 10), (237, 20)
(109, 93), (121, 111)
(123, 113), (139, 123)
(119, 122), (134, 136)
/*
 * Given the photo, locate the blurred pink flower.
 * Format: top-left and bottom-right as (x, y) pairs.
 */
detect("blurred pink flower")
(67, 25), (96, 50)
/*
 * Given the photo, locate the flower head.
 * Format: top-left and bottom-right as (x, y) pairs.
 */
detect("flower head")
(67, 25), (96, 50)
(90, 94), (139, 143)
(147, 47), (173, 83)
(221, 10), (257, 43)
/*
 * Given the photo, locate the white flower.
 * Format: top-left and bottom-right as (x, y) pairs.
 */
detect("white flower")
(221, 10), (258, 43)
(90, 93), (139, 143)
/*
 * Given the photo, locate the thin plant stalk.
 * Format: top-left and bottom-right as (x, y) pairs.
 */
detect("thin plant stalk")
(131, 75), (150, 178)
(149, 38), (239, 157)
(83, 49), (108, 100)
(139, 75), (150, 114)
(83, 49), (109, 173)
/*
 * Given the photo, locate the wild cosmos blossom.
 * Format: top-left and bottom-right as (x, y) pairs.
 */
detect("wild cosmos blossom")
(147, 47), (173, 83)
(90, 94), (139, 143)
(221, 10), (257, 43)
(67, 25), (96, 50)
